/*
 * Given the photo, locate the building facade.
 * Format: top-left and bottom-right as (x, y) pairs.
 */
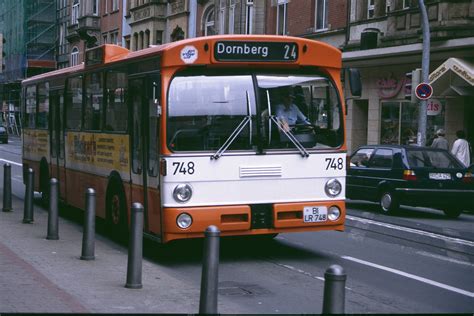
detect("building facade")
(343, 0), (474, 153)
(0, 0), (56, 134)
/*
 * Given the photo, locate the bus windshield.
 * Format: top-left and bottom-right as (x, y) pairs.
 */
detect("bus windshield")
(167, 71), (343, 152)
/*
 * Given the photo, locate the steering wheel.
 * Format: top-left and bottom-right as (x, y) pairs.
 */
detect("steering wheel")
(291, 124), (314, 134)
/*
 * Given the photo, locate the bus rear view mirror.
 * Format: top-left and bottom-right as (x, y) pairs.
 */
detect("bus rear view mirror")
(348, 68), (361, 97)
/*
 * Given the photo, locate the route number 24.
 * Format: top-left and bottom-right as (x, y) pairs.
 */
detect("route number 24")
(325, 158), (344, 170)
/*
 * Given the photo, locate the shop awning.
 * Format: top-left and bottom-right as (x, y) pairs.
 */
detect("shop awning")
(429, 58), (474, 97)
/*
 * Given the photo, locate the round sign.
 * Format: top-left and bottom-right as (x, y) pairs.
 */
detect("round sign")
(427, 99), (442, 115)
(415, 83), (433, 100)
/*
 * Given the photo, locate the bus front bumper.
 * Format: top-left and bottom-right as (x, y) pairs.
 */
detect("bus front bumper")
(162, 200), (345, 243)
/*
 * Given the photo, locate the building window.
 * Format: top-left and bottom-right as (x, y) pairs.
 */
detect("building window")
(315, 0), (328, 30)
(276, 0), (287, 35)
(386, 0), (392, 13)
(93, 0), (99, 15)
(105, 0), (108, 14)
(103, 33), (108, 44)
(71, 0), (80, 24)
(204, 6), (215, 36)
(71, 46), (79, 66)
(229, 0), (235, 34)
(156, 31), (163, 44)
(219, 0), (225, 34)
(245, 0), (253, 34)
(403, 0), (410, 9)
(368, 0), (375, 18)
(380, 101), (420, 145)
(112, 0), (119, 11)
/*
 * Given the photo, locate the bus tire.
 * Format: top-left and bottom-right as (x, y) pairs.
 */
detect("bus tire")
(106, 180), (128, 239)
(40, 159), (50, 207)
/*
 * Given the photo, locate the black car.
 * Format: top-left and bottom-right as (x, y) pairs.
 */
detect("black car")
(346, 145), (474, 218)
(0, 126), (8, 144)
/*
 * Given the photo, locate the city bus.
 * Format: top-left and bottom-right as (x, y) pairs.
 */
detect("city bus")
(21, 35), (360, 243)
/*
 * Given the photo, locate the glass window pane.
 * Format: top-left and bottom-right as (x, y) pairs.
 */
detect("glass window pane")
(132, 86), (142, 173)
(168, 74), (256, 151)
(350, 148), (374, 167)
(257, 74), (343, 149)
(105, 71), (128, 132)
(380, 102), (400, 144)
(370, 148), (393, 168)
(37, 82), (49, 129)
(25, 85), (37, 128)
(84, 73), (103, 131)
(400, 101), (417, 145)
(66, 76), (82, 130)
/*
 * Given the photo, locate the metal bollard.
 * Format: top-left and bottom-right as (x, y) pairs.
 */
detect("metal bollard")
(322, 264), (347, 314)
(80, 188), (96, 260)
(22, 168), (34, 224)
(2, 163), (12, 212)
(125, 202), (144, 289)
(46, 178), (59, 240)
(199, 225), (220, 314)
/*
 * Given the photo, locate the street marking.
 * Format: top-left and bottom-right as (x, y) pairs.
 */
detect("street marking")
(0, 159), (22, 167)
(342, 255), (474, 298)
(271, 261), (352, 290)
(415, 251), (473, 267)
(346, 215), (474, 247)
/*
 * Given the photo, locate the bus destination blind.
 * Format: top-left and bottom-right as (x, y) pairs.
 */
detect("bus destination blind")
(214, 41), (298, 62)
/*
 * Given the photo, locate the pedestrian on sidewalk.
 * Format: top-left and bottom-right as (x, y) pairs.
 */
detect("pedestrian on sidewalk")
(431, 129), (448, 150)
(451, 130), (471, 167)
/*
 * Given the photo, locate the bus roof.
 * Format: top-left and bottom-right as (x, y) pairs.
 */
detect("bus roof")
(22, 35), (342, 85)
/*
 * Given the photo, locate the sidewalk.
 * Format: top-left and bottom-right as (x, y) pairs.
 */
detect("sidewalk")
(0, 193), (245, 313)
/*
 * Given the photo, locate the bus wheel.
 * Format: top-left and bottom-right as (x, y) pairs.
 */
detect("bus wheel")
(40, 161), (50, 207)
(106, 182), (128, 239)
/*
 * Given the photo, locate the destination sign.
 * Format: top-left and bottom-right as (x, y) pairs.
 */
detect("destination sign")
(214, 41), (298, 62)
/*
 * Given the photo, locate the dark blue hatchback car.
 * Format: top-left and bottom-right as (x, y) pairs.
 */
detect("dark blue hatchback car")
(347, 145), (474, 218)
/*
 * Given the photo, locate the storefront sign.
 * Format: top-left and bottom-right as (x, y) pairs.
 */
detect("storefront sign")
(376, 73), (404, 99)
(427, 99), (442, 116)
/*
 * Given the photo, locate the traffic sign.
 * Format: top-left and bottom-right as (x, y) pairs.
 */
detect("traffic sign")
(415, 83), (433, 100)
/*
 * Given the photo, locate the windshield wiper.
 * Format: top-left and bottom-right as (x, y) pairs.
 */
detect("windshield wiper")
(270, 116), (310, 158)
(211, 91), (252, 160)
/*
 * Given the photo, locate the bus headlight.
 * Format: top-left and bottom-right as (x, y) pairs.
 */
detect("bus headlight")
(325, 179), (342, 197)
(177, 213), (193, 229)
(173, 184), (193, 203)
(328, 206), (341, 221)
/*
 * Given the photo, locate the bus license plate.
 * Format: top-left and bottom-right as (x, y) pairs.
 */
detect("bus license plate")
(303, 206), (328, 223)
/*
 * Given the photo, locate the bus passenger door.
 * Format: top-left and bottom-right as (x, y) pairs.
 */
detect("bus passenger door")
(49, 90), (66, 199)
(129, 75), (162, 237)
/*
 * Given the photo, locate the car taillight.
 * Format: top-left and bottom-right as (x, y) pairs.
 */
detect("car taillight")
(463, 172), (472, 183)
(403, 169), (417, 181)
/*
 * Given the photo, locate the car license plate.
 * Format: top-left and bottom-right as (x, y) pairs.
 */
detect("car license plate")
(429, 173), (451, 180)
(303, 206), (328, 223)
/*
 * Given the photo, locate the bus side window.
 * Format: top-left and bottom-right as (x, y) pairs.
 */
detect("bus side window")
(25, 85), (37, 128)
(66, 76), (82, 130)
(148, 77), (160, 177)
(105, 71), (128, 132)
(84, 72), (103, 131)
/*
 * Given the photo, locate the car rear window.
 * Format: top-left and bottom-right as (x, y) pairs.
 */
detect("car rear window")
(407, 150), (462, 169)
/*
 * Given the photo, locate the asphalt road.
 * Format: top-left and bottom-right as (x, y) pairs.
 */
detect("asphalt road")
(1, 136), (473, 313)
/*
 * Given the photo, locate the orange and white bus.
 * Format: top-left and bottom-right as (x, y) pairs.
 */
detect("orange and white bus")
(22, 35), (360, 243)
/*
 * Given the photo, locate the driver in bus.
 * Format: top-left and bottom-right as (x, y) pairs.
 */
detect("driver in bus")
(275, 90), (310, 132)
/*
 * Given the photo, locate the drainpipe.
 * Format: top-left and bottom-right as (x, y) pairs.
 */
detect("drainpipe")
(188, 0), (197, 38)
